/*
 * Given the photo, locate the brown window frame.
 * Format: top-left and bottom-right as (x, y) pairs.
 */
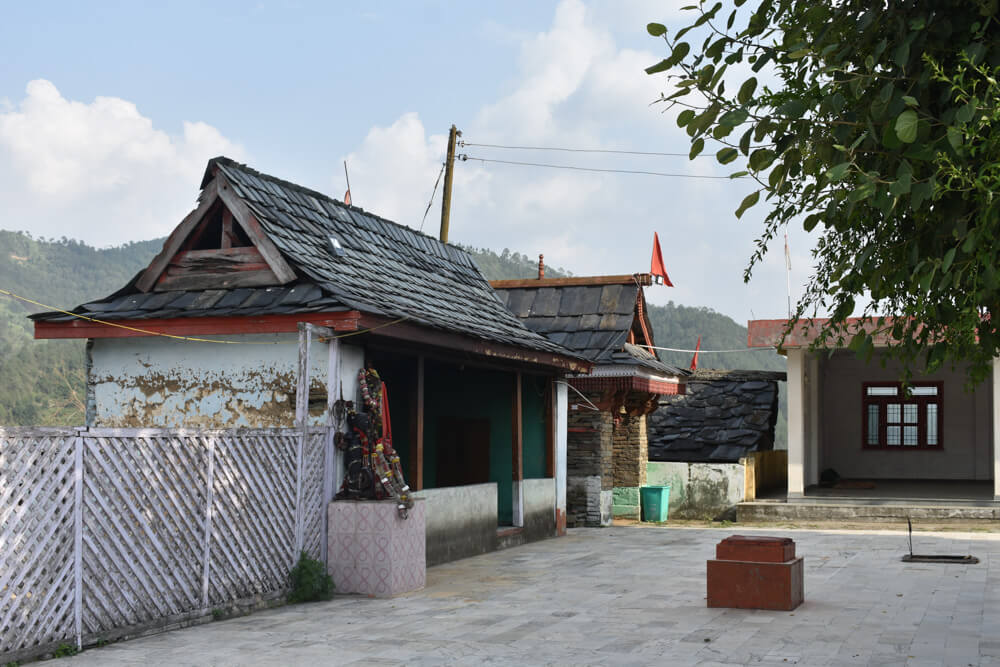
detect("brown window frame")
(861, 382), (943, 450)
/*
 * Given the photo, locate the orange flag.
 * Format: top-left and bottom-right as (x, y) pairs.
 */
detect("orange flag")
(650, 232), (673, 286)
(344, 189), (352, 206)
(690, 336), (701, 371)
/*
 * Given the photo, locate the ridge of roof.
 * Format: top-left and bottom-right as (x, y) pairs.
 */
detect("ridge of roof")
(491, 274), (652, 289)
(203, 156), (450, 249)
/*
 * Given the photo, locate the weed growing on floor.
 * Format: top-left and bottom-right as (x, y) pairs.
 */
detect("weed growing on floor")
(52, 643), (77, 658)
(288, 551), (334, 603)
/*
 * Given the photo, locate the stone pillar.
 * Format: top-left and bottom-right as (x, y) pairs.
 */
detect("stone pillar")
(786, 348), (806, 499)
(612, 413), (648, 520)
(566, 392), (613, 527)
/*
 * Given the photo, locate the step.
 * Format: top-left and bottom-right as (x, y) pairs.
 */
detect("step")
(738, 501), (1000, 523)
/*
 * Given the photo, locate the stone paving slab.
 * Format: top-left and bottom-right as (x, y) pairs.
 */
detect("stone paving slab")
(54, 525), (1000, 666)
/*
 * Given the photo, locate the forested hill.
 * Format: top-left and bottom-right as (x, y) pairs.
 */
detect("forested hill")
(0, 231), (784, 441)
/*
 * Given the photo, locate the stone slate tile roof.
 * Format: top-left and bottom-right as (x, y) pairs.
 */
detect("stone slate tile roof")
(647, 371), (783, 463)
(33, 157), (579, 359)
(32, 282), (349, 322)
(495, 284), (686, 376)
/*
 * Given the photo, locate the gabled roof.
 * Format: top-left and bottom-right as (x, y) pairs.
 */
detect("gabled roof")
(493, 279), (687, 377)
(32, 157), (585, 365)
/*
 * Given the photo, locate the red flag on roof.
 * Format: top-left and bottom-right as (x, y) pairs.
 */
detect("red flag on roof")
(690, 336), (701, 371)
(344, 189), (352, 206)
(650, 232), (673, 286)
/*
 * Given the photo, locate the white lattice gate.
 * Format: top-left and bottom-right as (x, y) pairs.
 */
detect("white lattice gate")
(0, 426), (330, 664)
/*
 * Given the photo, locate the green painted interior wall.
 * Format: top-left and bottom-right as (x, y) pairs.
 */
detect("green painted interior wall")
(423, 361), (514, 525)
(522, 374), (548, 479)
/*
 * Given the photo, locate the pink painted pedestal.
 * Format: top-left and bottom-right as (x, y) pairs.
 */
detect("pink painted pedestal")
(327, 499), (426, 597)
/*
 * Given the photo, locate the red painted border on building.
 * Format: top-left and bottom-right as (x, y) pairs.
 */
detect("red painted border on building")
(747, 317), (901, 349)
(34, 311), (362, 339)
(570, 375), (684, 395)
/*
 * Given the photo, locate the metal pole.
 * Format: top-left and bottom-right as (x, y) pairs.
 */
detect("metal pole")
(439, 125), (459, 244)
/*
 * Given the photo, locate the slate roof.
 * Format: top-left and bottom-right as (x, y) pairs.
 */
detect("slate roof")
(647, 370), (784, 463)
(32, 157), (580, 359)
(494, 284), (686, 376)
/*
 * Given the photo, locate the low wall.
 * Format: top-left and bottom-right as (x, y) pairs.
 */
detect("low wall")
(522, 478), (557, 541)
(566, 476), (612, 527)
(646, 461), (745, 519)
(414, 483), (498, 566)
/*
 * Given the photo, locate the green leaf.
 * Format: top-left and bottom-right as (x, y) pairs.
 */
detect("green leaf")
(956, 100), (977, 124)
(826, 162), (851, 181)
(911, 181), (933, 210)
(646, 23), (667, 37)
(894, 41), (910, 68)
(902, 95), (918, 107)
(889, 172), (911, 196)
(735, 190), (760, 219)
(947, 126), (963, 150)
(670, 41), (691, 64)
(677, 109), (696, 128)
(729, 170), (750, 179)
(778, 99), (808, 119)
(895, 110), (919, 143)
(803, 214), (822, 232)
(738, 78), (758, 105)
(689, 137), (705, 160)
(748, 148), (775, 171)
(942, 248), (957, 273)
(739, 128), (752, 155)
(716, 147), (739, 164)
(719, 109), (749, 128)
(645, 59), (671, 75)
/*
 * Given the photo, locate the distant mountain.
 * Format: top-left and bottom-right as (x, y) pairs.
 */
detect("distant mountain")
(0, 231), (784, 445)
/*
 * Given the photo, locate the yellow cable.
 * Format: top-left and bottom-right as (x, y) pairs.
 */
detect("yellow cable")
(0, 287), (408, 345)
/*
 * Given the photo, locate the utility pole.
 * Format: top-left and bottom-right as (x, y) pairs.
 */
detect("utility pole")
(439, 124), (460, 244)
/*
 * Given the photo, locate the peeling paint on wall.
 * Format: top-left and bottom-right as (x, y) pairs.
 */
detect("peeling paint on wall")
(88, 334), (364, 428)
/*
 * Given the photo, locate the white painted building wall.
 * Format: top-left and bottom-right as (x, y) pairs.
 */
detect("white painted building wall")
(87, 334), (364, 428)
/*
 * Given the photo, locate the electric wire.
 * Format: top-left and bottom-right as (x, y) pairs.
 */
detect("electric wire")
(460, 155), (744, 180)
(460, 141), (707, 158)
(419, 162), (446, 232)
(636, 343), (779, 354)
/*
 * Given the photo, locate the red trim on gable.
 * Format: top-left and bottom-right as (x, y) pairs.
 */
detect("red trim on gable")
(33, 311), (362, 340)
(570, 375), (684, 396)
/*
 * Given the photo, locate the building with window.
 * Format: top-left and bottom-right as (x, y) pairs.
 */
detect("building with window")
(748, 318), (999, 502)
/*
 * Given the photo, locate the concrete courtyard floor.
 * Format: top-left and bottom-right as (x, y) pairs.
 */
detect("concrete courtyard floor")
(56, 524), (1000, 666)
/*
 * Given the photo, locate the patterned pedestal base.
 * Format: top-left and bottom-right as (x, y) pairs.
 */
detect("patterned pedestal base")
(328, 499), (426, 598)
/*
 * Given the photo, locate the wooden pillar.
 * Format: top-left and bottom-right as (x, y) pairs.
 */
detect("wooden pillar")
(993, 358), (1000, 500)
(512, 371), (524, 527)
(554, 380), (568, 536)
(545, 377), (556, 479)
(411, 355), (425, 491)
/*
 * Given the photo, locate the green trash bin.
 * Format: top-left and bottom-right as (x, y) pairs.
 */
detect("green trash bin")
(640, 485), (671, 522)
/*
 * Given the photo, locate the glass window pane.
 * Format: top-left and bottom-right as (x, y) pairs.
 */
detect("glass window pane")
(867, 386), (898, 396)
(903, 425), (918, 445)
(887, 404), (901, 423)
(887, 425), (901, 445)
(903, 404), (918, 423)
(910, 386), (938, 396)
(927, 404), (938, 445)
(867, 404), (880, 445)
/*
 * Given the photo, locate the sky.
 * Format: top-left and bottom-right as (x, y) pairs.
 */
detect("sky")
(0, 0), (816, 326)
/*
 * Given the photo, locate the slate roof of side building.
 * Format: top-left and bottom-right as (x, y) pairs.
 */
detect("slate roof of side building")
(494, 282), (687, 376)
(32, 157), (582, 360)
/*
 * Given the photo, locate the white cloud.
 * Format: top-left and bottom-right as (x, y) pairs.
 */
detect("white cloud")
(0, 79), (243, 246)
(339, 0), (818, 324)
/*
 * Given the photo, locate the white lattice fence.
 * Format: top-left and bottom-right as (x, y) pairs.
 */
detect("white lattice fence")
(0, 426), (331, 664)
(0, 428), (79, 661)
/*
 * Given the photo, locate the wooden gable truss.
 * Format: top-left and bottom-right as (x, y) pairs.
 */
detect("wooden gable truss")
(136, 173), (296, 292)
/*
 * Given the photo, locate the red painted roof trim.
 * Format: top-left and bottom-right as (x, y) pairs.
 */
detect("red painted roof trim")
(570, 375), (684, 396)
(747, 317), (902, 348)
(34, 311), (362, 340)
